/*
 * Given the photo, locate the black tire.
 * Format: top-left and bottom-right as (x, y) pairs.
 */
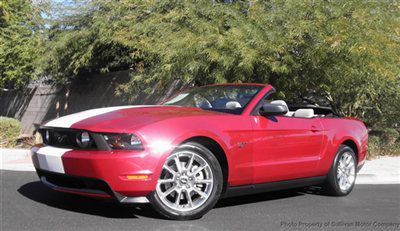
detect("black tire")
(149, 142), (223, 220)
(323, 145), (357, 196)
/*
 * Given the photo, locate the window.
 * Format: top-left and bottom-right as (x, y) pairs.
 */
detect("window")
(163, 85), (262, 114)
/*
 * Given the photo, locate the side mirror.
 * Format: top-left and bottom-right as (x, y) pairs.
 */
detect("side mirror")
(259, 103), (288, 116)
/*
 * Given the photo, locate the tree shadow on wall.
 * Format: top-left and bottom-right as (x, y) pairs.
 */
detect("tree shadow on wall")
(0, 87), (37, 120)
(41, 72), (188, 124)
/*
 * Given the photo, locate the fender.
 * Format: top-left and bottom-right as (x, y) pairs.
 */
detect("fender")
(149, 130), (231, 184)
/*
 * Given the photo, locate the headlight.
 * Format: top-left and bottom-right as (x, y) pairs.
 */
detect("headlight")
(103, 134), (143, 150)
(76, 131), (92, 148)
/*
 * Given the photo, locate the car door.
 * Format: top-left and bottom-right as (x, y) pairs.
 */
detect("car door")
(250, 115), (324, 184)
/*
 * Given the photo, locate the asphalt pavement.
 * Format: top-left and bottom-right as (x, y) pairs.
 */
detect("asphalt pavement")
(1, 170), (399, 231)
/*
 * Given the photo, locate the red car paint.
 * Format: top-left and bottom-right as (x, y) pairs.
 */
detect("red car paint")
(31, 84), (368, 199)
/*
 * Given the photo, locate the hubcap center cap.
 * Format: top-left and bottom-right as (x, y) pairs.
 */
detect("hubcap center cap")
(179, 176), (189, 185)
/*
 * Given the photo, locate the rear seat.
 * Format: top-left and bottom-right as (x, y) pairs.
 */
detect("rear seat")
(293, 109), (314, 118)
(270, 100), (316, 118)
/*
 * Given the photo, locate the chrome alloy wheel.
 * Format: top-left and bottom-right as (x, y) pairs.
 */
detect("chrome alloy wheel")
(156, 151), (214, 212)
(337, 152), (356, 192)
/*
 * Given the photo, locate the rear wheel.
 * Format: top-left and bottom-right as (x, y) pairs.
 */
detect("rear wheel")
(150, 142), (223, 220)
(324, 145), (357, 196)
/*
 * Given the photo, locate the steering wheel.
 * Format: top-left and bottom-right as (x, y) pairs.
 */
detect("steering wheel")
(195, 98), (212, 109)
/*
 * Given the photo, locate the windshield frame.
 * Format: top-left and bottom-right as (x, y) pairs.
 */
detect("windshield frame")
(161, 84), (265, 115)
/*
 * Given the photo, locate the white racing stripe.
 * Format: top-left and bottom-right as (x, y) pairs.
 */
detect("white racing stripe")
(36, 146), (72, 173)
(45, 105), (153, 128)
(38, 105), (160, 173)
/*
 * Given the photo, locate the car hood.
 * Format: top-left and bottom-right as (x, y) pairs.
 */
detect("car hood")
(43, 105), (221, 133)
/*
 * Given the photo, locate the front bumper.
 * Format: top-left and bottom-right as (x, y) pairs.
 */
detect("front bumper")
(31, 145), (164, 202)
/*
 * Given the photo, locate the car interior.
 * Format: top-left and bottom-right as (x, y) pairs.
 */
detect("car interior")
(268, 100), (337, 118)
(198, 97), (336, 118)
(163, 86), (337, 118)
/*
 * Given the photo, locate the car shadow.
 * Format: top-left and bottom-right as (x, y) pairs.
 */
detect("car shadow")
(18, 181), (327, 219)
(216, 188), (309, 208)
(17, 181), (164, 219)
(215, 185), (330, 209)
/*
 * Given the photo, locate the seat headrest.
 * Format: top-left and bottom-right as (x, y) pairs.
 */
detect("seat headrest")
(226, 101), (242, 109)
(294, 109), (314, 118)
(271, 100), (290, 116)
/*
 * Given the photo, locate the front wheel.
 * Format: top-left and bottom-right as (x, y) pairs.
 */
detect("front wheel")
(149, 142), (223, 220)
(324, 145), (357, 196)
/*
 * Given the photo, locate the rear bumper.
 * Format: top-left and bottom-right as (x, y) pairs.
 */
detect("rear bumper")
(31, 145), (165, 201)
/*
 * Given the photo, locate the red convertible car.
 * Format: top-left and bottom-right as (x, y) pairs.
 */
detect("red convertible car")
(31, 84), (368, 220)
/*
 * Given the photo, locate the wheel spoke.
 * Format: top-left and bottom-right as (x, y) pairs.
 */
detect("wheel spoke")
(192, 165), (206, 176)
(175, 190), (181, 206)
(162, 185), (177, 198)
(345, 154), (352, 166)
(158, 179), (175, 184)
(186, 154), (194, 171)
(192, 187), (207, 198)
(185, 190), (193, 207)
(195, 179), (213, 184)
(174, 156), (183, 173)
(338, 175), (345, 188)
(343, 175), (350, 186)
(339, 160), (345, 169)
(337, 171), (343, 179)
(164, 165), (176, 175)
(347, 162), (354, 170)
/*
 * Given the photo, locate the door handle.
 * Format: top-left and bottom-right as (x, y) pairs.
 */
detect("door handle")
(311, 125), (321, 132)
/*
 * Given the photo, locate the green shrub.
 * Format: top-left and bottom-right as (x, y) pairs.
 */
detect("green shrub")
(0, 117), (20, 148)
(368, 134), (400, 159)
(367, 136), (381, 159)
(380, 128), (399, 145)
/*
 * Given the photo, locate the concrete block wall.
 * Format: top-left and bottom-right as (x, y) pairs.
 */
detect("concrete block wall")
(0, 71), (184, 135)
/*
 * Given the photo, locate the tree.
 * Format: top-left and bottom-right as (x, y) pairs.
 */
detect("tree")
(41, 0), (400, 127)
(0, 0), (46, 89)
(39, 0), (137, 82)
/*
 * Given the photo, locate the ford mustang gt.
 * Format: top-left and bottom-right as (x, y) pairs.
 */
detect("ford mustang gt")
(31, 84), (368, 220)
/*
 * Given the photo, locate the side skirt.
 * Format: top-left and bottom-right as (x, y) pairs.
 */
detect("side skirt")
(222, 176), (326, 198)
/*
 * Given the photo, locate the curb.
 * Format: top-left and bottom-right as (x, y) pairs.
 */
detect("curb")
(356, 174), (400, 184)
(0, 148), (30, 160)
(356, 156), (400, 184)
(0, 148), (34, 171)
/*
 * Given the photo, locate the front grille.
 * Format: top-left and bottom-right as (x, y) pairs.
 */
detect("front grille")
(37, 169), (113, 196)
(39, 128), (97, 149)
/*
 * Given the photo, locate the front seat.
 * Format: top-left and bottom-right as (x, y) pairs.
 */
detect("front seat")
(270, 100), (293, 116)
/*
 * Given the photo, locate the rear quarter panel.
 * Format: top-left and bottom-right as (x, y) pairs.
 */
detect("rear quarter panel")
(317, 117), (368, 175)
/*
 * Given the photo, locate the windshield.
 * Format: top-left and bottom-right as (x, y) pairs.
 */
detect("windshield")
(163, 85), (263, 114)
